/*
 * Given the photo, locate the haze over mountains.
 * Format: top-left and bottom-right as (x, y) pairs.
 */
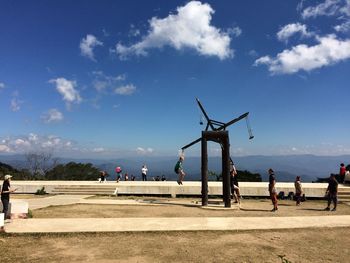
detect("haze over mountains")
(1, 154), (348, 182)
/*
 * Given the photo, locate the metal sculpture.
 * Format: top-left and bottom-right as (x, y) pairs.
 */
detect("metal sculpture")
(182, 98), (254, 208)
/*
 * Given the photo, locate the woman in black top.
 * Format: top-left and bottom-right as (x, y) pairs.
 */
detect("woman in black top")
(1, 174), (16, 219)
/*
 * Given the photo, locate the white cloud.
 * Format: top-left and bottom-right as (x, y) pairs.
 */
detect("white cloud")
(340, 0), (350, 16)
(301, 0), (342, 19)
(28, 133), (38, 142)
(10, 97), (23, 112)
(50, 78), (82, 105)
(248, 50), (258, 57)
(114, 84), (136, 95)
(255, 34), (350, 74)
(227, 26), (242, 37)
(15, 138), (31, 147)
(301, 0), (350, 19)
(41, 109), (64, 123)
(334, 20), (350, 32)
(92, 71), (126, 92)
(92, 147), (105, 153)
(136, 147), (154, 155)
(116, 1), (233, 60)
(0, 145), (12, 153)
(277, 23), (313, 42)
(0, 82), (5, 89)
(80, 34), (103, 61)
(128, 24), (141, 37)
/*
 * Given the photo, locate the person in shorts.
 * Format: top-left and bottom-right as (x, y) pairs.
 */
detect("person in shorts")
(294, 176), (303, 205)
(268, 168), (278, 212)
(325, 174), (338, 211)
(230, 164), (240, 204)
(175, 156), (185, 185)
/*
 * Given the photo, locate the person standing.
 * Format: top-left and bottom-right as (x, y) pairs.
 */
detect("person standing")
(268, 168), (278, 212)
(230, 164), (240, 204)
(175, 156), (185, 185)
(124, 173), (129, 181)
(294, 176), (303, 206)
(141, 165), (148, 181)
(1, 175), (17, 219)
(325, 174), (338, 211)
(339, 163), (346, 183)
(115, 166), (122, 183)
(99, 171), (107, 183)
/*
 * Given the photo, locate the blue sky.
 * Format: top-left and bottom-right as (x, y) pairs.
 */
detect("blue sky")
(0, 0), (349, 158)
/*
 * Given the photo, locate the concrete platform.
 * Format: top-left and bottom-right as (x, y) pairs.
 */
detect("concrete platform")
(8, 180), (349, 198)
(5, 215), (350, 233)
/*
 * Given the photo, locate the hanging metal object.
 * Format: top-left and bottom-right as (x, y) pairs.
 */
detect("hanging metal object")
(245, 116), (254, 140)
(199, 115), (204, 125)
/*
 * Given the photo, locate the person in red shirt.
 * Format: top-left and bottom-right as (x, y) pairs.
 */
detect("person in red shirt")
(339, 163), (346, 183)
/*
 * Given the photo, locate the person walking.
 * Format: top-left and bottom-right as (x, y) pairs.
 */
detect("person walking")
(115, 166), (122, 183)
(325, 174), (338, 211)
(294, 176), (303, 206)
(230, 164), (241, 204)
(141, 165), (148, 181)
(268, 168), (278, 212)
(1, 175), (17, 219)
(175, 156), (185, 185)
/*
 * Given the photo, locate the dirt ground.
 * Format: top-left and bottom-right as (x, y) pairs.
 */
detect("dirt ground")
(2, 197), (350, 262)
(1, 228), (349, 263)
(31, 198), (350, 218)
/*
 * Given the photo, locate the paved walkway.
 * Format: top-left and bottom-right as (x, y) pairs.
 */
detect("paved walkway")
(5, 215), (350, 233)
(7, 195), (350, 234)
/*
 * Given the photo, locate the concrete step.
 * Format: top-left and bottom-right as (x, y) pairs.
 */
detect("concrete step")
(51, 192), (115, 195)
(52, 185), (117, 195)
(52, 190), (114, 194)
(338, 192), (350, 196)
(338, 190), (350, 193)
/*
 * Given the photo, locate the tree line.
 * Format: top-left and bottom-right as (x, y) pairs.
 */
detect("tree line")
(0, 151), (100, 181)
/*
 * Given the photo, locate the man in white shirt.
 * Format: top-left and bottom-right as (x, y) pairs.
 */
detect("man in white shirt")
(141, 165), (148, 181)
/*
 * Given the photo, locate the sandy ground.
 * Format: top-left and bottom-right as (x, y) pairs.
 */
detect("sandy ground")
(1, 228), (349, 263)
(31, 198), (350, 218)
(2, 198), (350, 262)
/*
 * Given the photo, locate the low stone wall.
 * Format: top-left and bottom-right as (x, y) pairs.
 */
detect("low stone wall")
(6, 181), (334, 198)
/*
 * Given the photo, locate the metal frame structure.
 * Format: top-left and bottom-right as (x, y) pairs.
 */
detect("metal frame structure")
(182, 98), (253, 208)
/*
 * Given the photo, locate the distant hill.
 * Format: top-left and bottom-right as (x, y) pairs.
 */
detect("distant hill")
(1, 154), (349, 182)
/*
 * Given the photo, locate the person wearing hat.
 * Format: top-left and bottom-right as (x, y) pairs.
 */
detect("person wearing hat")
(1, 175), (17, 219)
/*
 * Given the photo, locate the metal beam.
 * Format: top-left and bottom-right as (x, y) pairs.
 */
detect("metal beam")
(182, 112), (250, 150)
(196, 98), (216, 131)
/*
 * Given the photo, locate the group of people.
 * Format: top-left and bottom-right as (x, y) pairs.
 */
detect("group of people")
(2, 159), (347, 219)
(268, 168), (340, 212)
(99, 164), (164, 183)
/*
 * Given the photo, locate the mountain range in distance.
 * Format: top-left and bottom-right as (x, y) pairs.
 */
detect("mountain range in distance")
(1, 154), (348, 182)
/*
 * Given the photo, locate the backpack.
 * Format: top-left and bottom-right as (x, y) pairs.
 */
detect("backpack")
(174, 161), (180, 173)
